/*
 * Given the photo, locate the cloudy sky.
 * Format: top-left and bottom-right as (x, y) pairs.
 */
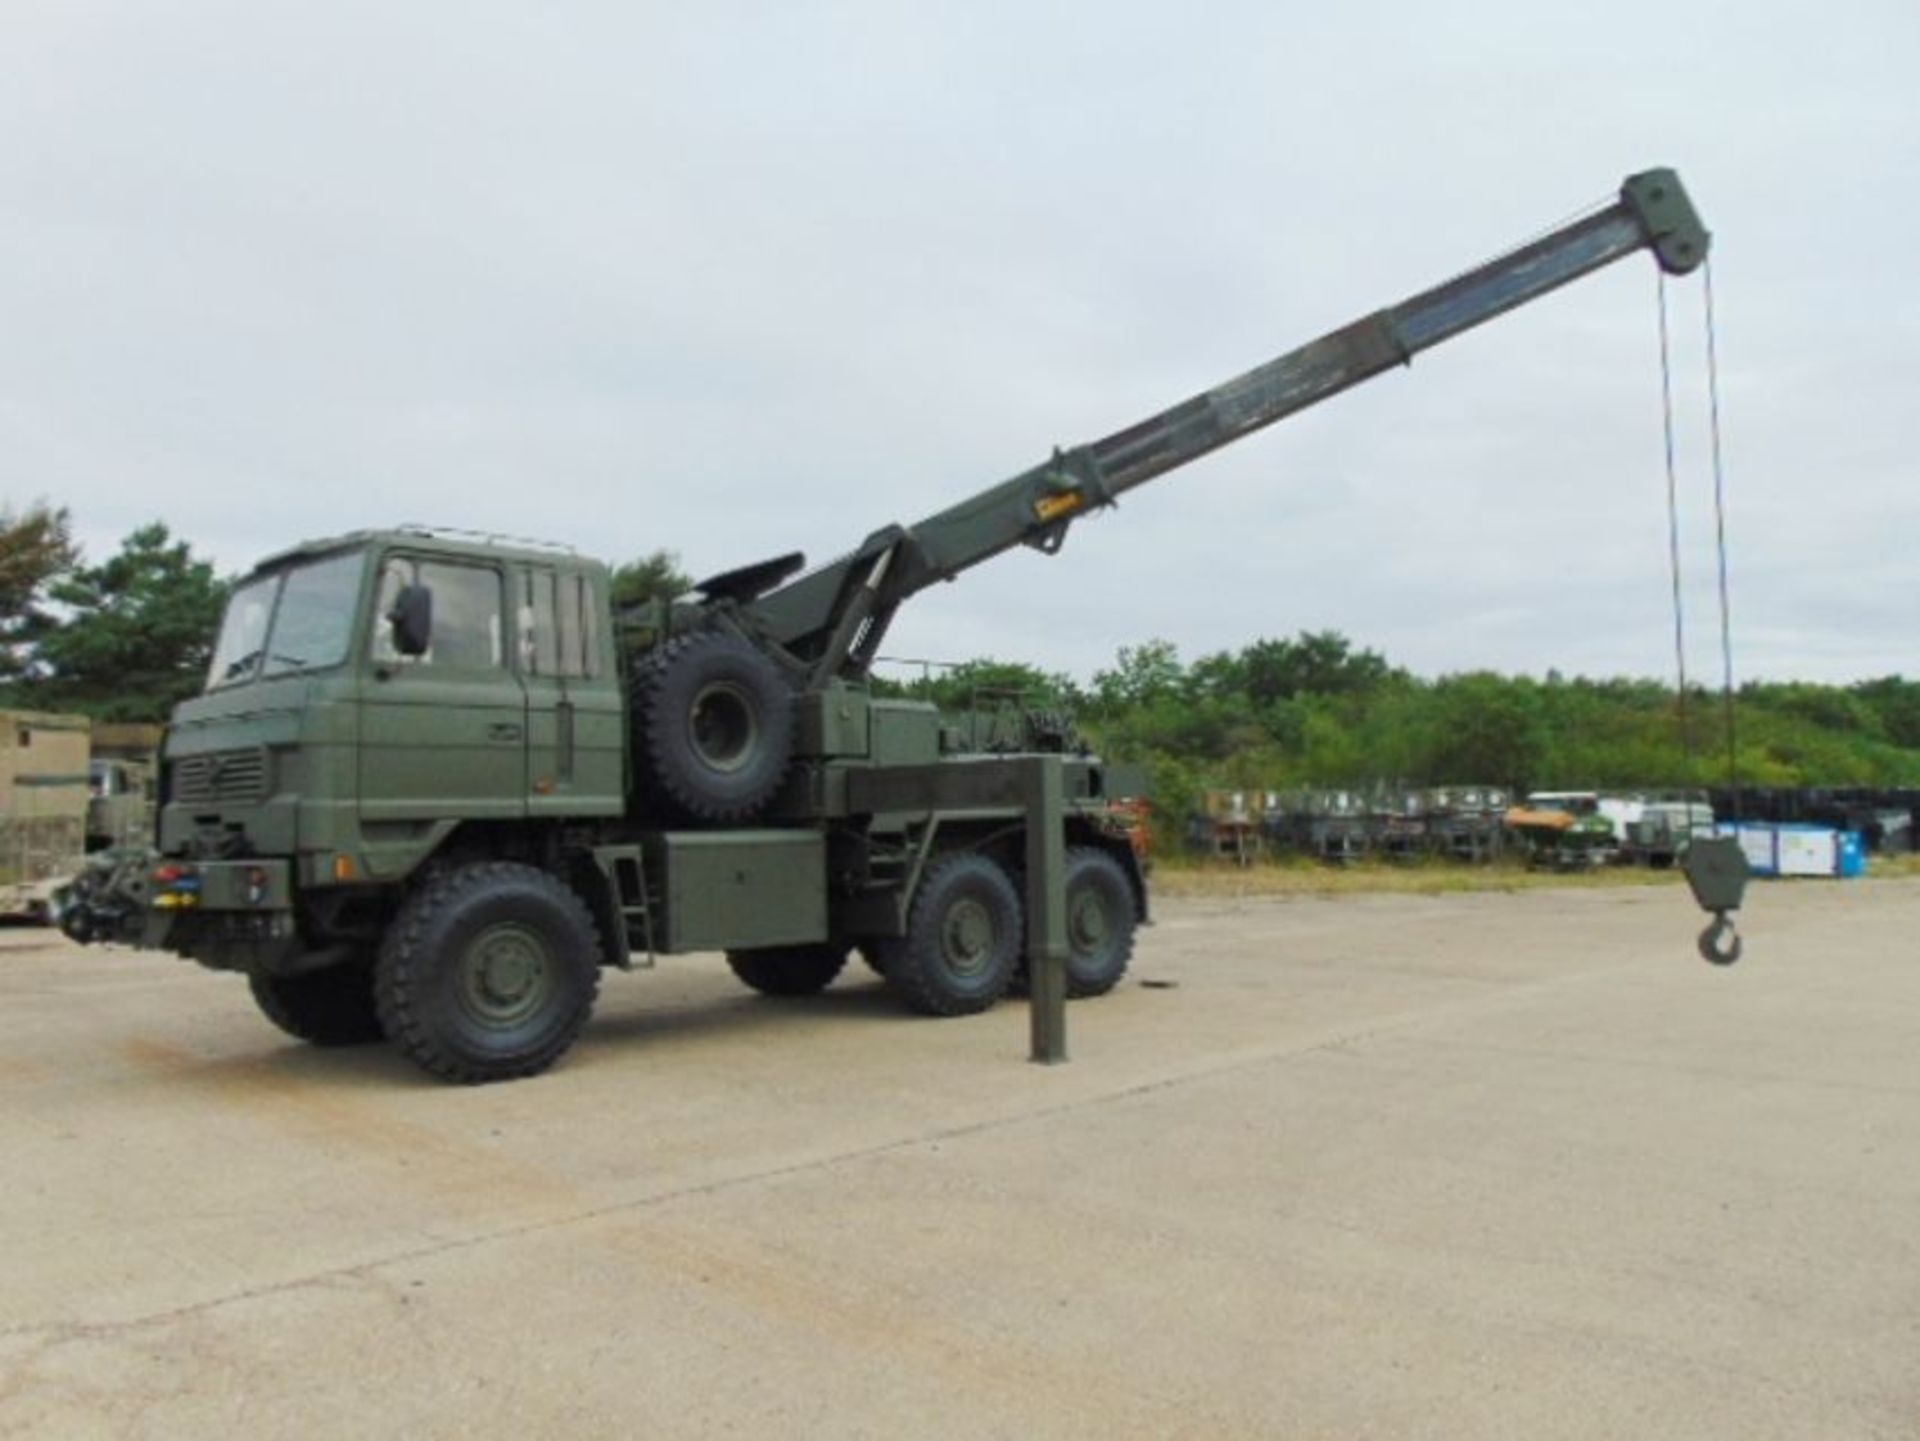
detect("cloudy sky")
(4, 2), (1914, 687)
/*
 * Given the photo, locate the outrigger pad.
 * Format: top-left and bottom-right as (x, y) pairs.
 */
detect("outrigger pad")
(1683, 834), (1749, 916)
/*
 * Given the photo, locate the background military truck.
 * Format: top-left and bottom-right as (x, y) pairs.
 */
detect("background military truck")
(1, 710), (90, 923)
(64, 168), (1722, 1082)
(87, 722), (161, 854)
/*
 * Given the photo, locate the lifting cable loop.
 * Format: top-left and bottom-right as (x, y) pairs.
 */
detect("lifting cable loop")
(1661, 257), (1749, 965)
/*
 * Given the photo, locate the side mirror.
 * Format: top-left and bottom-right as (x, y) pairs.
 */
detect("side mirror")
(389, 584), (433, 657)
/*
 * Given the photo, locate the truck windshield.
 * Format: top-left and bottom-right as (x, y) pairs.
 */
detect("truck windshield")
(205, 549), (367, 690)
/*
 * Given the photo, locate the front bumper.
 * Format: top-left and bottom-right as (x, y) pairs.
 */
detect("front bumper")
(143, 858), (303, 972)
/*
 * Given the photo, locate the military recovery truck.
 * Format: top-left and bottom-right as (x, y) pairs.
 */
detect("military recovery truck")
(65, 169), (1724, 1082)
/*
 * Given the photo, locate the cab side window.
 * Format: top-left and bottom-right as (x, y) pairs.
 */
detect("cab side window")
(523, 569), (561, 675)
(561, 572), (601, 679)
(371, 557), (503, 669)
(521, 568), (601, 679)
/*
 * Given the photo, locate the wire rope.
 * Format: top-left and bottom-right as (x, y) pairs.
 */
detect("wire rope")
(1655, 272), (1693, 762)
(1701, 257), (1741, 813)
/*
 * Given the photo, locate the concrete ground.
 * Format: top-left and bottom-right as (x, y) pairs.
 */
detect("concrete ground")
(1, 879), (1916, 1439)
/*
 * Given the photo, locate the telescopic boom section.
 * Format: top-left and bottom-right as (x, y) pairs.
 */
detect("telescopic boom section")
(747, 168), (1708, 679)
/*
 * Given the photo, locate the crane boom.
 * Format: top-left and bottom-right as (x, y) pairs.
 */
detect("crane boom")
(742, 168), (1708, 679)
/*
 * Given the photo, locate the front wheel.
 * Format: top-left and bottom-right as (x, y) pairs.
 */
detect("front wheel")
(376, 862), (602, 1084)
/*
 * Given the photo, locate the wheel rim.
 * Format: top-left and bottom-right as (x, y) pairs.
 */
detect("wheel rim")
(688, 680), (758, 774)
(1069, 885), (1111, 955)
(458, 923), (555, 1029)
(940, 896), (996, 977)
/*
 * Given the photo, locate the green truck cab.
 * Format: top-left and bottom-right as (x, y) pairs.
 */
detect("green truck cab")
(160, 525), (618, 940)
(151, 530), (623, 962)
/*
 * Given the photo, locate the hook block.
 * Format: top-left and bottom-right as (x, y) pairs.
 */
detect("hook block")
(1683, 834), (1749, 917)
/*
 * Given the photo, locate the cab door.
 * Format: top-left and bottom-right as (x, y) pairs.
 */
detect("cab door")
(360, 553), (528, 826)
(516, 563), (624, 820)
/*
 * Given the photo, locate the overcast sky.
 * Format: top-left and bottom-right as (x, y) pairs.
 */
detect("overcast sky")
(4, 2), (1914, 687)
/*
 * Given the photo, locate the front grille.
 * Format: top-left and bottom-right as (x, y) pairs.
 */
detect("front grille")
(170, 747), (269, 805)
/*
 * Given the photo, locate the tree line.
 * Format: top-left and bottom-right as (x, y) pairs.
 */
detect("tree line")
(876, 635), (1920, 829)
(5, 507), (1916, 823)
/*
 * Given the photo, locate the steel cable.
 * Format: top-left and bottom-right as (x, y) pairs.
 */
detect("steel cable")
(1702, 256), (1742, 814)
(1656, 272), (1693, 763)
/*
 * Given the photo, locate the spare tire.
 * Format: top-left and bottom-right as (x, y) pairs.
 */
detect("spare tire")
(632, 631), (795, 823)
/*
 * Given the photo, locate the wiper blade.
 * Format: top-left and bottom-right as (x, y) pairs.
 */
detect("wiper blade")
(222, 648), (263, 681)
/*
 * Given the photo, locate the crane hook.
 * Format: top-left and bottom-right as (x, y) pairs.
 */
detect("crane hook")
(1697, 912), (1743, 967)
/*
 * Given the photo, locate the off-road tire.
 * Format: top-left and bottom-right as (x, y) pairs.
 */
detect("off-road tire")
(375, 861), (602, 1084)
(1006, 847), (1139, 1000)
(249, 959), (386, 1046)
(1058, 846), (1137, 998)
(878, 852), (1022, 1017)
(631, 631), (795, 823)
(725, 943), (850, 997)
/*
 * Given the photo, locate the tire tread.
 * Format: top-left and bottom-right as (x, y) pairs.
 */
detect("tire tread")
(880, 852), (1021, 1017)
(631, 632), (793, 824)
(375, 860), (602, 1084)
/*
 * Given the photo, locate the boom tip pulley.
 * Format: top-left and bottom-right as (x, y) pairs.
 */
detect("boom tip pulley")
(1622, 167), (1711, 277)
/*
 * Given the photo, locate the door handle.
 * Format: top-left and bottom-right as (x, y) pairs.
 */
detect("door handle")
(488, 723), (524, 742)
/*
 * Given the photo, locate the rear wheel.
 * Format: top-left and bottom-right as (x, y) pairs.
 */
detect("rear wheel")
(726, 943), (849, 997)
(249, 958), (385, 1046)
(1007, 847), (1139, 999)
(376, 862), (602, 1084)
(878, 852), (1022, 1017)
(1059, 847), (1137, 998)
